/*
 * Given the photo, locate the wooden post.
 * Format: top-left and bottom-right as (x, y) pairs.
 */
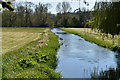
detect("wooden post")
(118, 32), (120, 46)
(112, 35), (114, 45)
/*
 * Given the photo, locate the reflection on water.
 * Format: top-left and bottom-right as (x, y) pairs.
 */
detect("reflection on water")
(91, 68), (120, 80)
(92, 55), (120, 79)
(52, 28), (119, 78)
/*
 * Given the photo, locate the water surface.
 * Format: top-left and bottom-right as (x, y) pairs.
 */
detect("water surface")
(52, 28), (119, 78)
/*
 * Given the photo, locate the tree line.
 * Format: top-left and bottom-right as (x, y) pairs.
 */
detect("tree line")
(87, 1), (120, 39)
(2, 1), (90, 28)
(2, 2), (54, 27)
(55, 2), (90, 27)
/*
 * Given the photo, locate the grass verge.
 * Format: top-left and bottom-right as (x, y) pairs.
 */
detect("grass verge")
(61, 28), (120, 53)
(2, 29), (61, 78)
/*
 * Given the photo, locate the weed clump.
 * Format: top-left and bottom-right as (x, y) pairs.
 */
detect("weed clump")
(29, 52), (49, 63)
(18, 58), (36, 69)
(35, 54), (49, 63)
(59, 37), (63, 40)
(112, 45), (119, 51)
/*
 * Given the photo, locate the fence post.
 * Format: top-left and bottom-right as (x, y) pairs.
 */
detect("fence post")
(118, 32), (120, 46)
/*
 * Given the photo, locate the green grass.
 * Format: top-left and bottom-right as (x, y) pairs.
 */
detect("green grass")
(61, 28), (120, 53)
(2, 28), (61, 78)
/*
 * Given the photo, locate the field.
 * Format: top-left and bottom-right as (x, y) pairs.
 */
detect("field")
(2, 28), (45, 54)
(2, 28), (60, 78)
(61, 28), (120, 53)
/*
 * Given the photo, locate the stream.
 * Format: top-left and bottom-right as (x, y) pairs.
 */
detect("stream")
(51, 28), (119, 78)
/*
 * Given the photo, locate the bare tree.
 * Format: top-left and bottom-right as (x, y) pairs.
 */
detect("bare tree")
(56, 2), (72, 14)
(56, 2), (62, 13)
(62, 2), (72, 13)
(16, 2), (25, 27)
(24, 2), (34, 27)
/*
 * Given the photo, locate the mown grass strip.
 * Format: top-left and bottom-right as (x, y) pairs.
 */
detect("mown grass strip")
(61, 28), (120, 53)
(2, 29), (61, 78)
(2, 28), (43, 54)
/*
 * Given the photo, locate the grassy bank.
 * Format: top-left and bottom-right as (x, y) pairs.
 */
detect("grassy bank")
(61, 28), (120, 53)
(2, 28), (61, 78)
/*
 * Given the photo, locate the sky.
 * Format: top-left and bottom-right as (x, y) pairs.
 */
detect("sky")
(15, 0), (96, 14)
(1, 0), (120, 13)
